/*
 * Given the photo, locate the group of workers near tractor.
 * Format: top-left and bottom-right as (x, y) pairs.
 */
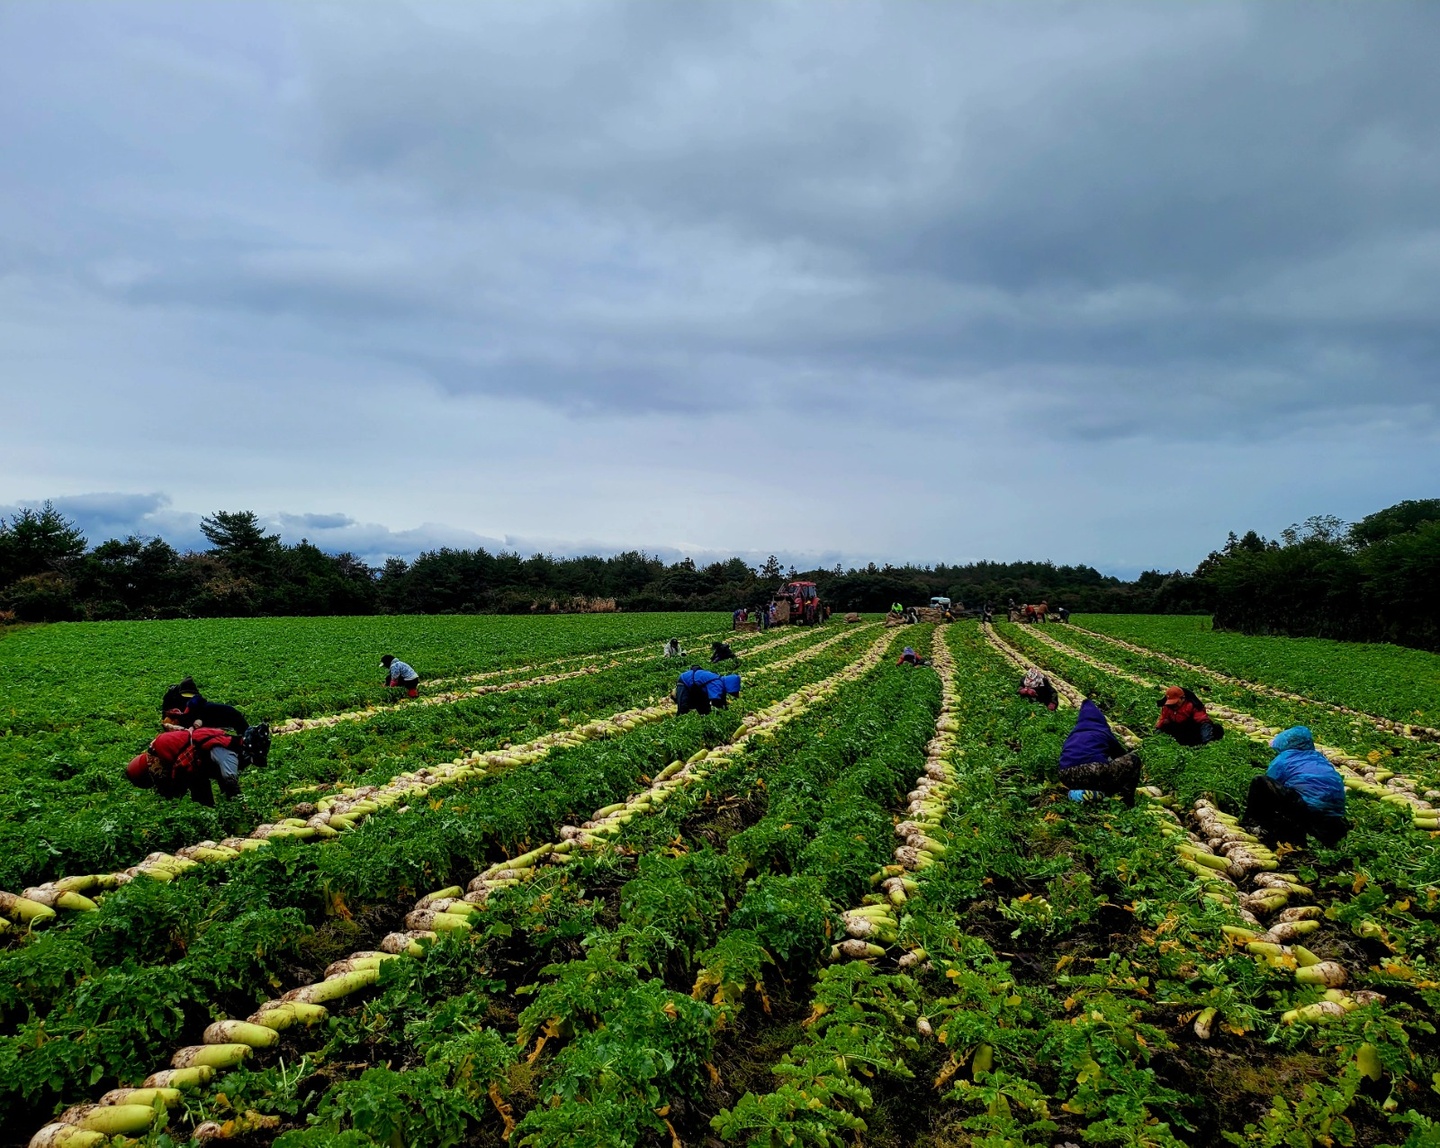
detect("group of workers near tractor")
(1020, 667), (1349, 849)
(120, 630), (1352, 857)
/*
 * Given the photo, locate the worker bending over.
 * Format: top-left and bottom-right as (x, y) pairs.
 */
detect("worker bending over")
(663, 638), (683, 658)
(1058, 700), (1140, 806)
(896, 646), (929, 667)
(162, 676), (248, 734)
(674, 667), (741, 715)
(381, 655), (421, 698)
(161, 677), (270, 767)
(126, 726), (246, 806)
(1243, 727), (1349, 847)
(710, 640), (738, 663)
(1018, 668), (1058, 711)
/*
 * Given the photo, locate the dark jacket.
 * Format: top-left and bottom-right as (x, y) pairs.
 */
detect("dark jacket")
(183, 699), (249, 735)
(1060, 701), (1126, 772)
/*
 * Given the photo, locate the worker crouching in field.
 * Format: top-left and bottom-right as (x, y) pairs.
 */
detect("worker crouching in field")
(1243, 727), (1350, 848)
(710, 640), (738, 663)
(1058, 700), (1141, 807)
(1155, 686), (1223, 746)
(896, 646), (930, 667)
(381, 655), (421, 698)
(126, 726), (246, 806)
(1018, 668), (1058, 711)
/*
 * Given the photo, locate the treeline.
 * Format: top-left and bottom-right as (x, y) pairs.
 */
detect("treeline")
(0, 506), (1168, 622)
(1195, 501), (1440, 650)
(2, 501), (1436, 649)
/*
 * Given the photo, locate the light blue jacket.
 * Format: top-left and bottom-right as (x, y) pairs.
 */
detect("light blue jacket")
(1266, 727), (1345, 817)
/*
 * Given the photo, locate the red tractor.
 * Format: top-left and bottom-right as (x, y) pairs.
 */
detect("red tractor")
(772, 581), (825, 625)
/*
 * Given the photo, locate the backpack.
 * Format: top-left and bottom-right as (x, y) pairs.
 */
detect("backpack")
(241, 723), (271, 768)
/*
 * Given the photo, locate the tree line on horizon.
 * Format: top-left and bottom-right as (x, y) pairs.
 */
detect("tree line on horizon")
(0, 501), (1436, 650)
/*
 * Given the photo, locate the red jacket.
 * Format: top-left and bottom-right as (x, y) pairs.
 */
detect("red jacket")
(144, 728), (235, 794)
(1156, 700), (1209, 730)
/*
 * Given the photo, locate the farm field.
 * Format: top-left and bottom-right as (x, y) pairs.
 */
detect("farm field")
(1074, 615), (1440, 731)
(2, 616), (1439, 1148)
(0, 613), (733, 891)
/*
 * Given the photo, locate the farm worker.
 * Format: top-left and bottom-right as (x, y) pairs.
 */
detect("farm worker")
(675, 666), (721, 715)
(1242, 727), (1349, 847)
(381, 655), (420, 698)
(1058, 700), (1141, 807)
(896, 646), (930, 667)
(1154, 686), (1223, 746)
(710, 673), (742, 709)
(1018, 668), (1058, 711)
(162, 679), (249, 736)
(125, 726), (244, 806)
(663, 638), (683, 658)
(890, 602), (904, 617)
(161, 677), (202, 721)
(767, 604), (776, 627)
(1058, 606), (1070, 623)
(758, 604), (770, 631)
(710, 640), (738, 663)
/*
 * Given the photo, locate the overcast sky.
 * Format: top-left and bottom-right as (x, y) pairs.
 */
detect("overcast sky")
(2, 3), (1437, 576)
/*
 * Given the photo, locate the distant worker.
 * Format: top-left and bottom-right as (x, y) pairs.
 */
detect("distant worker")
(758, 604), (770, 632)
(889, 601), (904, 618)
(904, 606), (919, 624)
(1058, 700), (1140, 806)
(1243, 727), (1349, 847)
(381, 654), (421, 698)
(981, 602), (994, 624)
(896, 646), (929, 667)
(710, 640), (738, 663)
(126, 726), (247, 806)
(1018, 667), (1058, 711)
(663, 638), (683, 658)
(1155, 686), (1223, 746)
(1057, 606), (1070, 623)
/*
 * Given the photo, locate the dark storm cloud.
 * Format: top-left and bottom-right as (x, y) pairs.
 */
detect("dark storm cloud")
(247, 2), (1440, 432)
(2, 3), (1437, 576)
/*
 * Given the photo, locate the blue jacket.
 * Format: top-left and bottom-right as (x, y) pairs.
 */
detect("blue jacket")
(1059, 700), (1126, 772)
(679, 667), (722, 700)
(1266, 728), (1345, 817)
(719, 673), (741, 698)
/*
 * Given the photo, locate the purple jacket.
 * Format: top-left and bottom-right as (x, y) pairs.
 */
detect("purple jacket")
(1059, 700), (1126, 771)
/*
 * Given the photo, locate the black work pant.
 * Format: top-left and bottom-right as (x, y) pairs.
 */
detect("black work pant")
(1244, 776), (1349, 847)
(1060, 751), (1142, 806)
(1161, 720), (1224, 747)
